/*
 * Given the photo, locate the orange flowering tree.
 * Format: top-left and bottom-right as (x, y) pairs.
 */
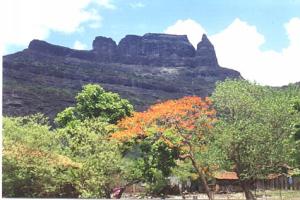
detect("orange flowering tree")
(112, 96), (217, 199)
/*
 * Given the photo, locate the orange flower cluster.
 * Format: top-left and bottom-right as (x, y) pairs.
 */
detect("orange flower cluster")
(112, 96), (216, 142)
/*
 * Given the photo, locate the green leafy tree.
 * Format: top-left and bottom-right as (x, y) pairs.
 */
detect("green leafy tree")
(56, 118), (125, 198)
(293, 100), (300, 167)
(3, 115), (80, 198)
(123, 134), (179, 195)
(3, 112), (135, 198)
(211, 79), (300, 200)
(294, 101), (300, 140)
(171, 159), (196, 183)
(55, 84), (133, 127)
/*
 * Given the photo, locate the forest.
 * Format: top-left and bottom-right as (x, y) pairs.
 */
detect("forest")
(3, 79), (300, 200)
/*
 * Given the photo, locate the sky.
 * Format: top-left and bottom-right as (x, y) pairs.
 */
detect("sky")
(1, 0), (300, 86)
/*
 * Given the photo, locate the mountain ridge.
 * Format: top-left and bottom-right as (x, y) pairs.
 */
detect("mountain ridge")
(26, 33), (219, 67)
(3, 33), (241, 121)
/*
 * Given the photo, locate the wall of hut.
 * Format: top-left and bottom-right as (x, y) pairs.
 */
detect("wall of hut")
(123, 175), (300, 195)
(255, 175), (300, 191)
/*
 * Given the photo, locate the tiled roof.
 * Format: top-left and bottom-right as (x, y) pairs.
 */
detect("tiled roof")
(214, 171), (239, 180)
(267, 174), (281, 179)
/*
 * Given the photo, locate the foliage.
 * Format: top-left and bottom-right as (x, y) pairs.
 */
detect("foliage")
(3, 114), (133, 198)
(112, 96), (217, 199)
(55, 118), (124, 198)
(3, 115), (80, 198)
(294, 101), (300, 140)
(5, 80), (299, 199)
(112, 96), (215, 141)
(211, 79), (300, 199)
(124, 134), (179, 195)
(55, 84), (133, 127)
(293, 100), (300, 166)
(171, 159), (198, 182)
(3, 84), (134, 198)
(3, 114), (53, 150)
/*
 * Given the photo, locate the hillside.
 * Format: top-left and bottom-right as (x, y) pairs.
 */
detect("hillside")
(3, 33), (241, 120)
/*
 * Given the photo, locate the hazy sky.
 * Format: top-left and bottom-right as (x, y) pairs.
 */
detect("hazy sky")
(1, 0), (300, 86)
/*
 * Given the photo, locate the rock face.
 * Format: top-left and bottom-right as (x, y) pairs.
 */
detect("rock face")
(29, 39), (96, 60)
(29, 39), (73, 57)
(117, 33), (197, 66)
(118, 33), (195, 58)
(92, 36), (117, 61)
(196, 34), (218, 67)
(3, 33), (241, 121)
(25, 33), (221, 67)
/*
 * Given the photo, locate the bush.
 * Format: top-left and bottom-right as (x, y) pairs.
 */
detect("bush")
(3, 115), (80, 197)
(55, 118), (124, 198)
(55, 84), (133, 127)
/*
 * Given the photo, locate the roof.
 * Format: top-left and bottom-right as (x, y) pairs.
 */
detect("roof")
(267, 174), (281, 179)
(215, 171), (291, 180)
(214, 171), (239, 180)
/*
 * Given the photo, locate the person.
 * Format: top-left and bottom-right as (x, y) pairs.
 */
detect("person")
(112, 187), (125, 199)
(182, 189), (188, 199)
(288, 177), (293, 190)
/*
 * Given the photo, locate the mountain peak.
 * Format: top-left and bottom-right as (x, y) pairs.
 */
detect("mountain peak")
(197, 34), (215, 51)
(25, 33), (221, 67)
(117, 33), (195, 59)
(92, 36), (117, 61)
(196, 34), (218, 66)
(28, 39), (73, 57)
(201, 34), (209, 42)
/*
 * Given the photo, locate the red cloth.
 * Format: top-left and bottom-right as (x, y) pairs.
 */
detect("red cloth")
(112, 187), (125, 199)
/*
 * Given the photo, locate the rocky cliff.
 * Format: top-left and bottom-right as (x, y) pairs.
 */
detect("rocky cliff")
(3, 33), (241, 121)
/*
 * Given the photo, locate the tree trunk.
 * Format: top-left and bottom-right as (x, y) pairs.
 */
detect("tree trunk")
(190, 157), (213, 200)
(198, 171), (214, 200)
(104, 188), (111, 199)
(241, 180), (256, 200)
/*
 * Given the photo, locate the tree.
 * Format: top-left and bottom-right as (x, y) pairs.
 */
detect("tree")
(112, 96), (217, 200)
(3, 115), (80, 198)
(122, 134), (180, 195)
(3, 110), (136, 198)
(3, 114), (130, 198)
(294, 101), (300, 140)
(56, 118), (124, 198)
(211, 79), (300, 200)
(55, 84), (133, 127)
(293, 100), (300, 168)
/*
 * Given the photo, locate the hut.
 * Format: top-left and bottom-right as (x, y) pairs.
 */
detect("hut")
(213, 171), (242, 193)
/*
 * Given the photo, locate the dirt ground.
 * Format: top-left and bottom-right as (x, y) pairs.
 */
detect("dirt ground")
(122, 190), (300, 199)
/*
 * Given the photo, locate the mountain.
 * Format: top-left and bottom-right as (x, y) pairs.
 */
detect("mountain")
(3, 33), (241, 121)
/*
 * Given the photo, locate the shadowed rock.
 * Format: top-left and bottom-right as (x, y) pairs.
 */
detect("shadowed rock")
(28, 39), (95, 60)
(3, 33), (242, 121)
(27, 33), (219, 67)
(118, 33), (195, 57)
(29, 40), (73, 57)
(196, 34), (218, 67)
(92, 36), (117, 61)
